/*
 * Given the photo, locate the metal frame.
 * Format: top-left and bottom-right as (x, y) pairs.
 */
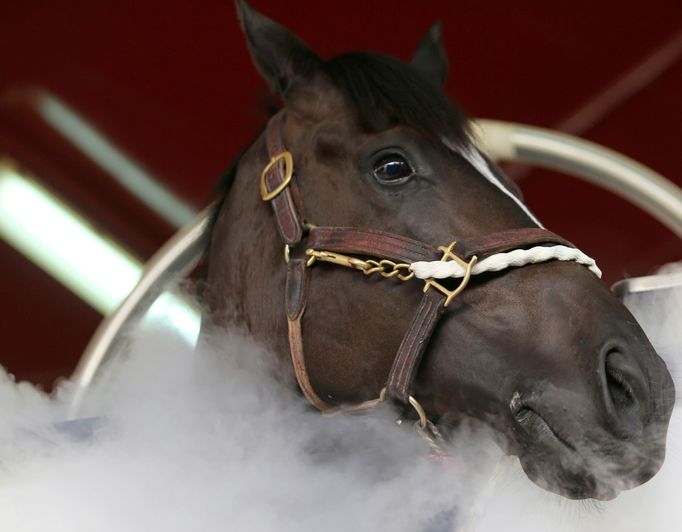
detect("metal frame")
(68, 205), (212, 415)
(67, 120), (682, 414)
(612, 272), (682, 298)
(473, 120), (682, 238)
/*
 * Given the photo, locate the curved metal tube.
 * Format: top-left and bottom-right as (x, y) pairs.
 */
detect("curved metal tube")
(472, 120), (682, 238)
(68, 121), (682, 414)
(68, 205), (213, 415)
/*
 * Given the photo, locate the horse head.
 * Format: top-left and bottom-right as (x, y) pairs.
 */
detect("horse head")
(202, 0), (675, 500)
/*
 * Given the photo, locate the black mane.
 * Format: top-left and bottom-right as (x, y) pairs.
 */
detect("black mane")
(323, 52), (471, 147)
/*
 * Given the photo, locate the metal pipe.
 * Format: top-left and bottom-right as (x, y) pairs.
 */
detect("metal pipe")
(472, 120), (682, 238)
(68, 204), (213, 415)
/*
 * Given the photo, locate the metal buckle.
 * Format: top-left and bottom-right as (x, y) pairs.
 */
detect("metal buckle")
(260, 151), (294, 201)
(423, 241), (478, 307)
(379, 387), (428, 429)
(305, 249), (370, 270)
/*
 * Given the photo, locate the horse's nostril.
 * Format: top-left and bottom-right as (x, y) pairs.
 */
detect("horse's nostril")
(605, 358), (635, 409)
(603, 349), (647, 436)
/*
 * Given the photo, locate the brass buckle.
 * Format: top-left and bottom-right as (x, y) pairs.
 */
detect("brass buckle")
(260, 151), (294, 201)
(423, 241), (478, 307)
(305, 249), (371, 270)
(379, 387), (428, 429)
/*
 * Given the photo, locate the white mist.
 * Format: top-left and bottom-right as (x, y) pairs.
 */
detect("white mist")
(0, 265), (679, 532)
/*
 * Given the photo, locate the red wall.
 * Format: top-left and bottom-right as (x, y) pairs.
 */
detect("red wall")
(1, 1), (681, 388)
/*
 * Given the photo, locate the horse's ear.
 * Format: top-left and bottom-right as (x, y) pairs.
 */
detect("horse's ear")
(236, 0), (321, 95)
(411, 22), (448, 87)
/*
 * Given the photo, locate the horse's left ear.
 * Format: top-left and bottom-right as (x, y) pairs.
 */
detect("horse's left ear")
(236, 0), (321, 96)
(411, 22), (448, 87)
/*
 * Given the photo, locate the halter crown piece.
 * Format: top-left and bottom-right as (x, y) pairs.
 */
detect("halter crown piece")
(259, 111), (600, 444)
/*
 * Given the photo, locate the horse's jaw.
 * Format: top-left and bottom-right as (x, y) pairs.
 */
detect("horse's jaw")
(418, 262), (675, 501)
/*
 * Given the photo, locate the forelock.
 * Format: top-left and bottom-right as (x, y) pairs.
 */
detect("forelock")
(322, 52), (472, 148)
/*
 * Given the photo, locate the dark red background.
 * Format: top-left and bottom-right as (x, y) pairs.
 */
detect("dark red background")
(1, 1), (680, 388)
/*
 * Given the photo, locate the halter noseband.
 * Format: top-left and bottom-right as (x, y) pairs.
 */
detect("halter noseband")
(259, 111), (599, 431)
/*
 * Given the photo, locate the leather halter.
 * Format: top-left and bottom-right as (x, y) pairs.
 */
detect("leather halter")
(260, 111), (576, 423)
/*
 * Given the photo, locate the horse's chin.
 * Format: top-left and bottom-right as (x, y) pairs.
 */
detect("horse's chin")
(520, 461), (620, 501)
(515, 421), (667, 501)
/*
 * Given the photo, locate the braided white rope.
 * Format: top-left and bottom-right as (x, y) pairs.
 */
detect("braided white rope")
(410, 245), (602, 279)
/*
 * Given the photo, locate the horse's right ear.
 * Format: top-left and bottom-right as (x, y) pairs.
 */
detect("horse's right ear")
(411, 22), (448, 87)
(236, 0), (321, 96)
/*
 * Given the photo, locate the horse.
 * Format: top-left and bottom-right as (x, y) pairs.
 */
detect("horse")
(201, 0), (675, 501)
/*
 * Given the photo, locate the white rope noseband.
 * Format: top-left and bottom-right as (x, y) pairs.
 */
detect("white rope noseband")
(410, 245), (602, 280)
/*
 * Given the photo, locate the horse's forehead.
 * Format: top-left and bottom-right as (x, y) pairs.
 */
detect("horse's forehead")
(285, 85), (537, 227)
(287, 83), (351, 125)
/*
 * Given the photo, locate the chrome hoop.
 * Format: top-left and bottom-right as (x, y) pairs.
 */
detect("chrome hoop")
(472, 120), (682, 239)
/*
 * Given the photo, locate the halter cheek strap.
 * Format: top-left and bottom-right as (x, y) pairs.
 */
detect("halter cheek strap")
(259, 111), (600, 422)
(262, 113), (305, 244)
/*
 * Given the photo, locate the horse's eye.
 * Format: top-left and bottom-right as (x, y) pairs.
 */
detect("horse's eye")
(373, 155), (414, 186)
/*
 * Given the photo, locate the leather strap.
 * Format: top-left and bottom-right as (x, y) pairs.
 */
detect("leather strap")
(308, 226), (440, 263)
(456, 228), (574, 260)
(264, 113), (304, 245)
(309, 226), (572, 264)
(385, 288), (447, 403)
(285, 258), (331, 411)
(285, 258), (308, 321)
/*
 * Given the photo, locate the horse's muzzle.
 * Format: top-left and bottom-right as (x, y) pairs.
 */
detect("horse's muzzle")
(509, 329), (674, 500)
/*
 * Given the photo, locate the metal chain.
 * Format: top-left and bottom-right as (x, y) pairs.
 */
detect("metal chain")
(305, 244), (477, 307)
(363, 259), (414, 281)
(305, 249), (414, 282)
